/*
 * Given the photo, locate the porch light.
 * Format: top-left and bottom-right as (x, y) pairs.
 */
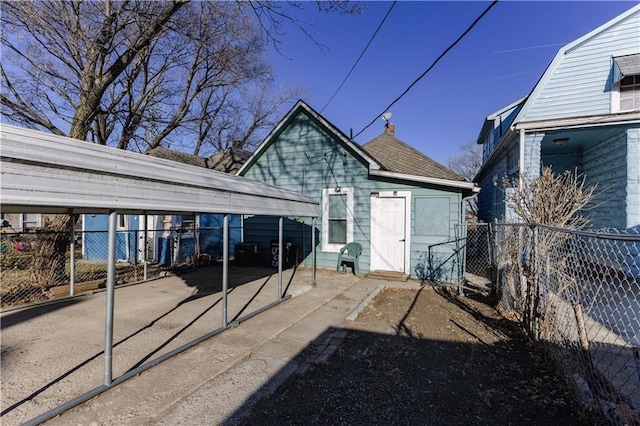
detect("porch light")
(553, 137), (569, 146)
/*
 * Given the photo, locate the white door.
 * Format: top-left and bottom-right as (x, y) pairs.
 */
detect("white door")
(371, 196), (406, 272)
(138, 215), (159, 263)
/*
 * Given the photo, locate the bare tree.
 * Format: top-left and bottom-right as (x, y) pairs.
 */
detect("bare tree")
(503, 167), (596, 229)
(498, 167), (597, 337)
(447, 141), (482, 217)
(0, 0), (357, 287)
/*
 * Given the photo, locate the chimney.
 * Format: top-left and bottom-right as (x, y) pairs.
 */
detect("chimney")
(384, 122), (395, 135)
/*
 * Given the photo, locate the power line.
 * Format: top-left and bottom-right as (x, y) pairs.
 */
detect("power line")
(320, 1), (398, 113)
(352, 0), (499, 139)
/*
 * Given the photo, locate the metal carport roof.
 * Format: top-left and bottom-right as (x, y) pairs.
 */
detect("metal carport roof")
(0, 124), (318, 217)
(0, 123), (319, 425)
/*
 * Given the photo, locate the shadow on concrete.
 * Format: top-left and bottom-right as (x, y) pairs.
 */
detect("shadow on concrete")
(0, 299), (81, 330)
(224, 289), (626, 426)
(1, 264), (303, 420)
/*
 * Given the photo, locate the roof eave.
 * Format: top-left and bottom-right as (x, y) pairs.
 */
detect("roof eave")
(370, 169), (477, 192)
(513, 111), (640, 132)
(513, 4), (640, 125)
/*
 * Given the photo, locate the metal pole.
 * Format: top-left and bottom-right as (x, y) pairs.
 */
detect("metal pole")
(143, 214), (148, 281)
(193, 212), (199, 269)
(311, 217), (317, 285)
(278, 216), (283, 300)
(104, 210), (117, 386)
(222, 214), (229, 328)
(69, 212), (76, 296)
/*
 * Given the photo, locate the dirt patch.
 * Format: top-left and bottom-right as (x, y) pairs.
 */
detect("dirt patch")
(242, 286), (600, 425)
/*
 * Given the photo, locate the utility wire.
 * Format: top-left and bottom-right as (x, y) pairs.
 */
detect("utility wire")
(353, 0), (499, 139)
(320, 1), (398, 113)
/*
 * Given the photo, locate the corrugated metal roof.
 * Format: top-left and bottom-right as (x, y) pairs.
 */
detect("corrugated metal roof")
(362, 132), (465, 182)
(0, 124), (318, 217)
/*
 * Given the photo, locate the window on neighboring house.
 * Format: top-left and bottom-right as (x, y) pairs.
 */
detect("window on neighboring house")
(21, 213), (40, 230)
(612, 54), (640, 112)
(162, 215), (173, 232)
(117, 214), (127, 230)
(179, 214), (195, 236)
(620, 74), (640, 111)
(322, 187), (353, 252)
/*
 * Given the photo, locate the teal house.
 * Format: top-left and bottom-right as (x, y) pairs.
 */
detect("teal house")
(237, 100), (476, 281)
(475, 4), (640, 230)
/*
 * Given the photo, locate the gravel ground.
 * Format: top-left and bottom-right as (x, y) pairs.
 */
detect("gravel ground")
(240, 286), (600, 425)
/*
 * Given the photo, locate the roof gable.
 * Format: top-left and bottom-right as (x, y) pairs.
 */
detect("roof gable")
(514, 4), (640, 124)
(476, 97), (526, 145)
(363, 132), (464, 182)
(237, 100), (379, 176)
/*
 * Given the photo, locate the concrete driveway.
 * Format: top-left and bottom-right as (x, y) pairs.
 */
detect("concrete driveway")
(1, 265), (401, 425)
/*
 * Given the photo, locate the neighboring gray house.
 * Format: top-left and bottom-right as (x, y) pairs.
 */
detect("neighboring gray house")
(237, 100), (476, 281)
(475, 4), (640, 230)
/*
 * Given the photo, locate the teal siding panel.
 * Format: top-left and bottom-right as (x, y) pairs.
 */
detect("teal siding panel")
(525, 12), (640, 121)
(243, 111), (373, 272)
(243, 110), (466, 278)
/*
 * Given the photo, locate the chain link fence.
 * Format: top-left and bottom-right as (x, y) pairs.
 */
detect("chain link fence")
(463, 222), (640, 424)
(0, 225), (242, 309)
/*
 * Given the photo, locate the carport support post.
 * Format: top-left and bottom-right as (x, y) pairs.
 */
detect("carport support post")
(193, 212), (199, 270)
(69, 211), (76, 296)
(143, 214), (148, 281)
(278, 216), (283, 300)
(104, 209), (117, 386)
(312, 217), (316, 285)
(222, 214), (229, 328)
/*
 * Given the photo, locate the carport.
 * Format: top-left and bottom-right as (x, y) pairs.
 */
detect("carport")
(0, 124), (319, 424)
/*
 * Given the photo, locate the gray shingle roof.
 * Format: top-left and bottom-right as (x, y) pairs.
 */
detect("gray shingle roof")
(146, 146), (251, 174)
(362, 132), (464, 182)
(146, 147), (208, 168)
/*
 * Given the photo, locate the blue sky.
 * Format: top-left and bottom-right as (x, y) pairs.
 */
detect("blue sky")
(268, 1), (637, 165)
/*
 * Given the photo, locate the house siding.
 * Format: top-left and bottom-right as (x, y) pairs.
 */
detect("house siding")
(242, 111), (370, 271)
(582, 131), (628, 229)
(524, 11), (640, 121)
(626, 128), (639, 228)
(242, 110), (466, 281)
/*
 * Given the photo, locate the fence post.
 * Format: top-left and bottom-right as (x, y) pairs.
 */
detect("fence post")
(278, 216), (283, 301)
(311, 217), (316, 286)
(455, 225), (463, 295)
(531, 226), (540, 341)
(69, 212), (76, 296)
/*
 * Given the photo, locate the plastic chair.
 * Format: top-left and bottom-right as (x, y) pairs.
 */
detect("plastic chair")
(337, 242), (362, 275)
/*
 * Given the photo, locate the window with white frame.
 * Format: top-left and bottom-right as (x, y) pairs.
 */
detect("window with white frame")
(612, 54), (640, 112)
(620, 74), (640, 111)
(21, 213), (40, 230)
(322, 187), (354, 252)
(117, 214), (127, 230)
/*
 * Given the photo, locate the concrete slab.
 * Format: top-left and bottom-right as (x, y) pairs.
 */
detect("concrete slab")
(2, 265), (375, 425)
